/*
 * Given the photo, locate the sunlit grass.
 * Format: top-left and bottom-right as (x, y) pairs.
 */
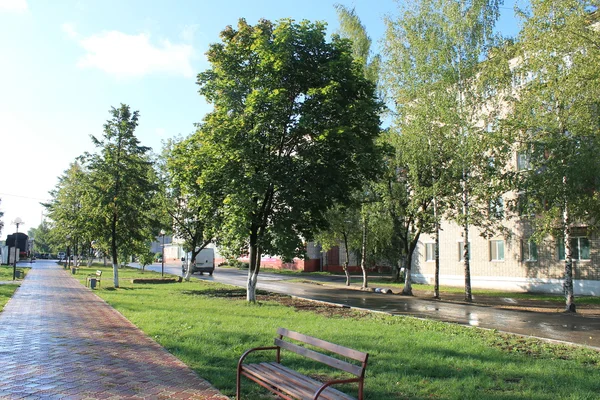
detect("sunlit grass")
(79, 265), (600, 399)
(0, 265), (28, 281)
(0, 284), (20, 311)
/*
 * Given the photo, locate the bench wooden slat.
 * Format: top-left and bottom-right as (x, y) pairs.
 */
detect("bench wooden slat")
(243, 363), (354, 400)
(265, 363), (354, 400)
(277, 328), (368, 363)
(244, 363), (316, 399)
(237, 328), (368, 400)
(275, 339), (363, 377)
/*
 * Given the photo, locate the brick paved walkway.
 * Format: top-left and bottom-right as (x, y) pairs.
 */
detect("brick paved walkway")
(0, 262), (229, 399)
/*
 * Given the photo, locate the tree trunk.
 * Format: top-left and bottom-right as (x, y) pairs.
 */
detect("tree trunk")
(342, 232), (351, 286)
(111, 212), (119, 288)
(563, 198), (576, 313)
(247, 229), (259, 302)
(401, 255), (413, 295)
(463, 222), (472, 302)
(403, 228), (421, 296)
(462, 175), (472, 302)
(185, 247), (201, 282)
(393, 259), (401, 282)
(434, 198), (440, 299)
(185, 258), (193, 281)
(360, 212), (368, 289)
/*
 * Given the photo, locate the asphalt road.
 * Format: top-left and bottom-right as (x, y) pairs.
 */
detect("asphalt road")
(129, 263), (600, 349)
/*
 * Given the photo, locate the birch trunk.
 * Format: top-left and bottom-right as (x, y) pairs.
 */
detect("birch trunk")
(111, 212), (119, 287)
(403, 264), (412, 294)
(185, 259), (193, 281)
(360, 213), (368, 289)
(462, 171), (472, 302)
(342, 232), (351, 286)
(563, 196), (576, 313)
(247, 232), (259, 302)
(433, 197), (440, 299)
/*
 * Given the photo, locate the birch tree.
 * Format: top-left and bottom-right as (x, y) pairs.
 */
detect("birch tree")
(196, 19), (383, 302)
(384, 0), (510, 300)
(509, 1), (600, 312)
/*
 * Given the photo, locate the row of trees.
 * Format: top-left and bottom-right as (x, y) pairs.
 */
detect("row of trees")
(41, 1), (600, 312)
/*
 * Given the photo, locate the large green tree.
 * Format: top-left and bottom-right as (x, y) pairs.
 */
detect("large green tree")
(81, 104), (159, 287)
(196, 19), (383, 302)
(161, 135), (223, 281)
(509, 1), (600, 312)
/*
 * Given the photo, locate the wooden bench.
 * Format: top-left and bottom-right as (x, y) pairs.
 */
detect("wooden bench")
(86, 270), (102, 288)
(236, 328), (369, 400)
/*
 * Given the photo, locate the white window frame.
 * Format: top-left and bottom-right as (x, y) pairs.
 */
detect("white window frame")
(522, 239), (538, 262)
(458, 241), (470, 261)
(425, 243), (436, 262)
(490, 240), (505, 261)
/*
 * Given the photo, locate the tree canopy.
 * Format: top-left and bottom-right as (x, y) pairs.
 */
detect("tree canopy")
(196, 18), (384, 301)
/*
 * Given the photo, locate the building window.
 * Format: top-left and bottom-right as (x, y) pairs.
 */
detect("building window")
(490, 240), (505, 261)
(425, 243), (436, 262)
(558, 237), (590, 261)
(458, 242), (470, 261)
(522, 239), (538, 262)
(489, 197), (504, 218)
(517, 152), (531, 171)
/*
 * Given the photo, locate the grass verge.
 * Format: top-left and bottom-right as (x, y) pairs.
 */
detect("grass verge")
(78, 265), (599, 399)
(0, 284), (20, 311)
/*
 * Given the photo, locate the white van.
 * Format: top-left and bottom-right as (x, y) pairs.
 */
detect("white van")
(181, 248), (215, 275)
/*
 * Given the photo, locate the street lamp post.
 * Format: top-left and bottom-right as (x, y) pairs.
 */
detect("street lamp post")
(160, 230), (166, 277)
(12, 217), (24, 281)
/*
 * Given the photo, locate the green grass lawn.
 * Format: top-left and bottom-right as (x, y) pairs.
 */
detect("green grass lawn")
(73, 265), (600, 399)
(0, 266), (28, 311)
(0, 284), (20, 311)
(0, 265), (28, 280)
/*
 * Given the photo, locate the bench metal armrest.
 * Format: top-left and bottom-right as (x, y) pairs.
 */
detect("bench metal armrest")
(237, 346), (279, 369)
(313, 377), (362, 400)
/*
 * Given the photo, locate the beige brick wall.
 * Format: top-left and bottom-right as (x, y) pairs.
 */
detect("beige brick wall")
(414, 218), (600, 285)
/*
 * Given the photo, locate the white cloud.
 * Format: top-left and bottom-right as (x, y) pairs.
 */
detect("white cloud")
(155, 127), (166, 137)
(0, 0), (27, 13)
(64, 26), (195, 79)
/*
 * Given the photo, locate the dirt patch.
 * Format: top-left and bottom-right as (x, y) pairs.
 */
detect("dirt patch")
(131, 277), (182, 284)
(185, 288), (369, 319)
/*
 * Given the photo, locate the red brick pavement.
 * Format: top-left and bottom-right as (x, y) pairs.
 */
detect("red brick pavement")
(0, 262), (229, 399)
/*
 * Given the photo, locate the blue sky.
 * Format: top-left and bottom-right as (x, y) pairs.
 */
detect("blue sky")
(0, 0), (523, 238)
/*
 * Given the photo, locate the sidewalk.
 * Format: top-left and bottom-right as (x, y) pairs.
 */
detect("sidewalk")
(0, 262), (229, 399)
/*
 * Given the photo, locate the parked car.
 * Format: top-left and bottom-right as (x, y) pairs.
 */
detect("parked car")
(181, 248), (215, 276)
(58, 252), (66, 261)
